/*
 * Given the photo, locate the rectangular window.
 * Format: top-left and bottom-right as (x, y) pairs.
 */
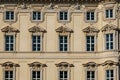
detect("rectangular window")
(5, 35), (14, 51)
(86, 11), (95, 21)
(106, 70), (114, 80)
(32, 71), (41, 80)
(5, 70), (13, 80)
(87, 71), (95, 80)
(105, 9), (113, 18)
(5, 11), (14, 20)
(32, 11), (41, 21)
(105, 34), (113, 50)
(59, 11), (68, 21)
(32, 35), (41, 51)
(59, 71), (68, 80)
(86, 36), (95, 51)
(59, 36), (68, 51)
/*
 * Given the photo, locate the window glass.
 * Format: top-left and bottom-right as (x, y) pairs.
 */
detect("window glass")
(59, 36), (68, 51)
(5, 35), (14, 51)
(32, 35), (41, 51)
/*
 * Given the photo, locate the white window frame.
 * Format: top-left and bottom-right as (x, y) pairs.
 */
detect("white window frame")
(4, 11), (16, 21)
(85, 9), (97, 23)
(59, 35), (69, 52)
(59, 70), (69, 80)
(4, 69), (15, 80)
(32, 35), (41, 51)
(5, 35), (15, 51)
(103, 7), (115, 20)
(86, 11), (95, 21)
(86, 35), (95, 51)
(58, 11), (70, 22)
(105, 9), (113, 19)
(105, 69), (114, 80)
(31, 11), (42, 22)
(31, 70), (42, 80)
(86, 70), (95, 80)
(105, 33), (114, 50)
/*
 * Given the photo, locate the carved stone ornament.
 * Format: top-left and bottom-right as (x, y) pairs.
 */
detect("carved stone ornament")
(101, 24), (118, 32)
(28, 62), (47, 68)
(56, 26), (73, 33)
(82, 26), (99, 33)
(83, 62), (100, 67)
(101, 60), (118, 66)
(1, 26), (19, 33)
(55, 62), (74, 67)
(28, 26), (46, 33)
(83, 62), (100, 70)
(1, 61), (19, 69)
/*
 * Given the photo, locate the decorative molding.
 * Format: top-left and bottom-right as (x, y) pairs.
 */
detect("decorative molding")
(101, 60), (118, 66)
(83, 62), (99, 70)
(28, 26), (46, 33)
(55, 62), (74, 67)
(56, 26), (73, 33)
(28, 62), (47, 68)
(101, 24), (118, 32)
(0, 61), (19, 69)
(1, 26), (19, 33)
(83, 26), (99, 33)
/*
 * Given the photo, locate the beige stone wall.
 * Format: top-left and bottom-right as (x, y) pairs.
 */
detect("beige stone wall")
(0, 1), (119, 80)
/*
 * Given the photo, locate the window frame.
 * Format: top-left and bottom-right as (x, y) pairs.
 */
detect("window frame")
(59, 70), (69, 80)
(4, 10), (16, 22)
(86, 35), (95, 52)
(32, 35), (41, 51)
(58, 11), (70, 22)
(5, 35), (15, 51)
(105, 33), (114, 50)
(86, 70), (95, 80)
(31, 70), (42, 80)
(103, 7), (115, 20)
(59, 35), (69, 52)
(105, 69), (114, 80)
(85, 9), (97, 23)
(31, 11), (43, 22)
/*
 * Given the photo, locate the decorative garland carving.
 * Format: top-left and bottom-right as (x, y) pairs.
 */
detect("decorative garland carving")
(0, 61), (19, 69)
(28, 26), (46, 33)
(56, 26), (73, 33)
(1, 26), (19, 33)
(28, 62), (47, 69)
(83, 26), (99, 33)
(83, 62), (100, 70)
(101, 24), (118, 32)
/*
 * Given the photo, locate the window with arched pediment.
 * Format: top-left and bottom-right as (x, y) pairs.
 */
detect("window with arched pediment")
(101, 60), (118, 80)
(101, 24), (119, 51)
(28, 26), (46, 51)
(83, 26), (99, 52)
(55, 62), (74, 80)
(56, 25), (73, 52)
(28, 62), (47, 80)
(0, 61), (19, 80)
(1, 26), (19, 51)
(83, 62), (100, 80)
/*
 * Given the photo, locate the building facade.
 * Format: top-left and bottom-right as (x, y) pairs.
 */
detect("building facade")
(0, 0), (119, 80)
